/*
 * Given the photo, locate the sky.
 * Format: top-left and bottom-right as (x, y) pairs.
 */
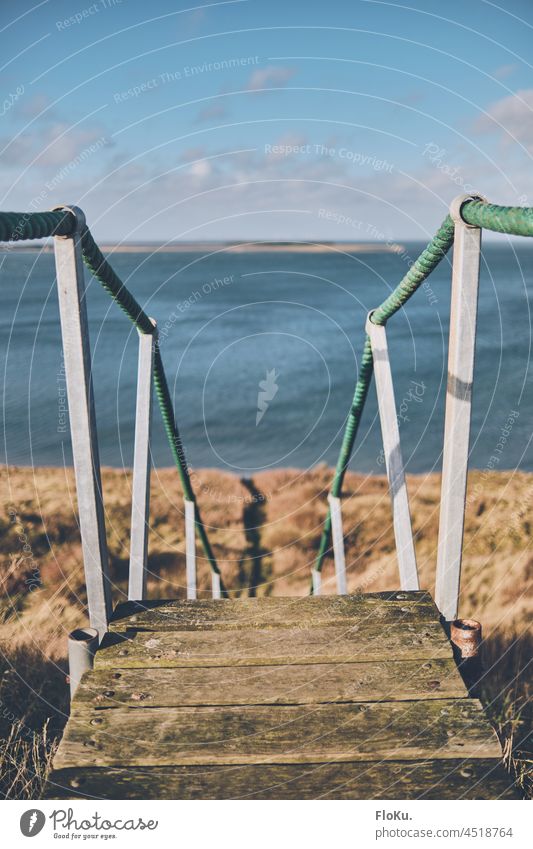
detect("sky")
(1, 0), (533, 241)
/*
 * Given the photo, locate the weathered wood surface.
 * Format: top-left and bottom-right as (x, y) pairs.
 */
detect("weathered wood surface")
(55, 699), (500, 768)
(110, 591), (438, 632)
(47, 758), (517, 800)
(96, 622), (452, 668)
(75, 658), (467, 707)
(46, 592), (513, 799)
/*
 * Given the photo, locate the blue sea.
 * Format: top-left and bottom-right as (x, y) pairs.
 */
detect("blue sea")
(1, 243), (532, 474)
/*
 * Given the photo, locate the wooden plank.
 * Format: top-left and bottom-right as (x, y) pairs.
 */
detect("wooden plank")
(53, 699), (501, 768)
(46, 758), (518, 800)
(95, 621), (454, 669)
(74, 659), (467, 708)
(110, 591), (439, 633)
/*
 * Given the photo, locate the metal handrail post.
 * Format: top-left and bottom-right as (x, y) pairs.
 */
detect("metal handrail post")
(53, 206), (111, 638)
(185, 498), (197, 599)
(366, 314), (419, 591)
(128, 321), (157, 601)
(435, 195), (483, 621)
(327, 493), (348, 594)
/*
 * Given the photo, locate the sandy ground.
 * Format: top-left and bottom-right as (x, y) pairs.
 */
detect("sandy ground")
(0, 463), (531, 798)
(1, 464), (531, 655)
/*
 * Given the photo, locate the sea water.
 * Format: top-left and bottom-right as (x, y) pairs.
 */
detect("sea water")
(1, 243), (531, 474)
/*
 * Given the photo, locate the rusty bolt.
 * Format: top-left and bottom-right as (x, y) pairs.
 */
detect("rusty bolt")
(451, 619), (482, 659)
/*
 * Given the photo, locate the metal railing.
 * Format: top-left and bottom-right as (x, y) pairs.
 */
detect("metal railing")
(1, 204), (224, 641)
(1, 195), (532, 642)
(315, 194), (533, 626)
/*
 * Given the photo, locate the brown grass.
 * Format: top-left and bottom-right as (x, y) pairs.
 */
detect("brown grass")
(0, 464), (531, 798)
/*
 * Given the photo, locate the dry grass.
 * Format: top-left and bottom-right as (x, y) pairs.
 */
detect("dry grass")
(480, 632), (532, 798)
(0, 464), (531, 798)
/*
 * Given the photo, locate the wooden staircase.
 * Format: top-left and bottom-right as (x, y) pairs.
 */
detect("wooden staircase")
(45, 591), (516, 800)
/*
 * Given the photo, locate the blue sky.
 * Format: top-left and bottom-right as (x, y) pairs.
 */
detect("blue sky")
(1, 0), (532, 241)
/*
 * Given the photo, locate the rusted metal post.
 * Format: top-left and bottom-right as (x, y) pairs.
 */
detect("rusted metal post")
(68, 627), (98, 700)
(450, 618), (483, 695)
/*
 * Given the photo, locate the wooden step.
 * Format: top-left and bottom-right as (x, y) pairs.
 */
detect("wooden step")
(47, 758), (518, 801)
(54, 698), (501, 768)
(110, 591), (438, 632)
(45, 592), (516, 800)
(96, 621), (452, 668)
(75, 658), (467, 707)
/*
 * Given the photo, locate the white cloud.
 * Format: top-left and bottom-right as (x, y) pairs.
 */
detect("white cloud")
(188, 159), (212, 178)
(195, 103), (228, 123)
(13, 93), (56, 121)
(246, 65), (296, 92)
(491, 64), (517, 81)
(1, 122), (111, 168)
(473, 89), (533, 150)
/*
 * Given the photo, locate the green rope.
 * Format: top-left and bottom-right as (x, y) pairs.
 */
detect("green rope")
(314, 199), (533, 583)
(314, 215), (455, 579)
(2, 198), (533, 598)
(152, 349), (223, 586)
(0, 208), (223, 591)
(461, 200), (533, 236)
(80, 227), (155, 335)
(0, 210), (73, 241)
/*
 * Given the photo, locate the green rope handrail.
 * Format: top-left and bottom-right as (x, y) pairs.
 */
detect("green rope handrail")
(0, 208), (224, 592)
(313, 198), (533, 581)
(2, 198), (533, 596)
